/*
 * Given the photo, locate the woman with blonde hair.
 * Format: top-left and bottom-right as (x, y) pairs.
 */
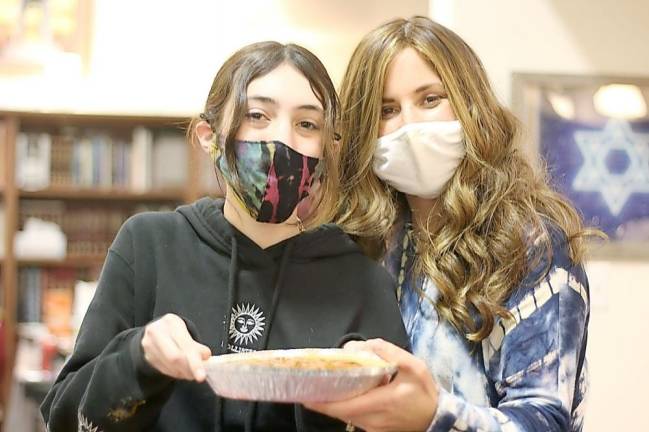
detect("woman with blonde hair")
(307, 16), (597, 432)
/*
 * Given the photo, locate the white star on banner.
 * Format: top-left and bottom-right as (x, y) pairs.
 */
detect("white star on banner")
(572, 119), (649, 216)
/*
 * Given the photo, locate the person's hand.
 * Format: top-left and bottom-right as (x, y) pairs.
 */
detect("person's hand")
(305, 339), (438, 432)
(141, 314), (211, 382)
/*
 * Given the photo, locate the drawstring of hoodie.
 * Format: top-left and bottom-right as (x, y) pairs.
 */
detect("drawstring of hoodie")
(293, 403), (305, 432)
(244, 241), (296, 432)
(214, 238), (306, 432)
(214, 236), (239, 432)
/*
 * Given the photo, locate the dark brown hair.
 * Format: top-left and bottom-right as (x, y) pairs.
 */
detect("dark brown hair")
(189, 41), (340, 227)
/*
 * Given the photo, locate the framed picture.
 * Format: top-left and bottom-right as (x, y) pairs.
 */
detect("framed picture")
(0, 0), (93, 75)
(512, 73), (649, 258)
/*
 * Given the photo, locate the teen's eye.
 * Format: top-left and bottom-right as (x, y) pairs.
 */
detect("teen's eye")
(423, 95), (443, 107)
(245, 111), (269, 122)
(298, 120), (319, 130)
(381, 106), (398, 119)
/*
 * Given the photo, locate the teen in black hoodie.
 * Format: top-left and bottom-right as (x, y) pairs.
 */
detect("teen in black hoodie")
(41, 42), (408, 432)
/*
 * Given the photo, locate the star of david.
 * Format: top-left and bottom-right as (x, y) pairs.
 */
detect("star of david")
(572, 119), (649, 216)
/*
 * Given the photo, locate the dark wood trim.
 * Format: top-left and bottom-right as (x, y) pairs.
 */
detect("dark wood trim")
(2, 116), (19, 418)
(0, 110), (191, 128)
(19, 187), (185, 202)
(17, 255), (106, 268)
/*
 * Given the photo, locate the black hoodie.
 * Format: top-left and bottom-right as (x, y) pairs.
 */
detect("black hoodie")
(41, 198), (409, 431)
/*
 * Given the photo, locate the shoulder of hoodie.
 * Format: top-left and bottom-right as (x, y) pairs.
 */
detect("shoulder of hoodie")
(288, 224), (399, 298)
(339, 252), (399, 301)
(108, 209), (190, 264)
(123, 209), (189, 239)
(323, 229), (399, 297)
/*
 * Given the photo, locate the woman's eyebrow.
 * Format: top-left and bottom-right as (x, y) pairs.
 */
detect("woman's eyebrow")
(249, 96), (322, 113)
(383, 82), (446, 103)
(248, 95), (277, 105)
(414, 82), (445, 93)
(295, 104), (323, 112)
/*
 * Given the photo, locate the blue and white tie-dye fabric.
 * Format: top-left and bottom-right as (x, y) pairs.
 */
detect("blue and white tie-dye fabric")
(388, 224), (590, 432)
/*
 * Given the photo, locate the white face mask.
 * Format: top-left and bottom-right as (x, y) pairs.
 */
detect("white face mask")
(373, 120), (465, 198)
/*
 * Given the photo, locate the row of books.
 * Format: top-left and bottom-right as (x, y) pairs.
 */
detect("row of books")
(20, 200), (175, 258)
(18, 268), (78, 336)
(15, 126), (189, 192)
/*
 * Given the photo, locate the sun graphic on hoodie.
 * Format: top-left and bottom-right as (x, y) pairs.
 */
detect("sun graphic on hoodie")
(78, 412), (100, 432)
(229, 303), (266, 346)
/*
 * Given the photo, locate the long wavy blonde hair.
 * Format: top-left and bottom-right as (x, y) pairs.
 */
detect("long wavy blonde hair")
(336, 16), (597, 341)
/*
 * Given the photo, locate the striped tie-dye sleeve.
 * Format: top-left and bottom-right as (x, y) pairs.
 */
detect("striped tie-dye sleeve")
(427, 234), (590, 432)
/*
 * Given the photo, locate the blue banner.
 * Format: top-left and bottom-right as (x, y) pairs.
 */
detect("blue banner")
(540, 114), (649, 240)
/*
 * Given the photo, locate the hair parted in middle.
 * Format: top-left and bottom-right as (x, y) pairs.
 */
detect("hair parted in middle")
(188, 41), (341, 228)
(335, 16), (595, 341)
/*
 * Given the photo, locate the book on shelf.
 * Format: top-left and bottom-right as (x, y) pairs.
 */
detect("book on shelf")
(17, 126), (188, 192)
(16, 132), (52, 190)
(153, 131), (188, 189)
(18, 268), (42, 324)
(130, 126), (153, 192)
(51, 133), (74, 188)
(42, 269), (76, 337)
(112, 139), (130, 189)
(17, 267), (77, 337)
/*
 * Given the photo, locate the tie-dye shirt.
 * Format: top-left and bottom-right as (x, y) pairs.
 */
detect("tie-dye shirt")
(386, 222), (590, 432)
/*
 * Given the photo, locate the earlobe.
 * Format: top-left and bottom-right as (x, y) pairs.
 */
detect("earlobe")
(196, 120), (215, 154)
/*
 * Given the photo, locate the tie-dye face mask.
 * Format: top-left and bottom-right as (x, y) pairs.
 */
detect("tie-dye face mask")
(210, 138), (322, 224)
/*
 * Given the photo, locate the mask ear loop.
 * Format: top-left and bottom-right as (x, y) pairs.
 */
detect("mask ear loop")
(294, 170), (323, 232)
(198, 113), (214, 125)
(293, 156), (322, 232)
(296, 131), (337, 234)
(295, 216), (305, 233)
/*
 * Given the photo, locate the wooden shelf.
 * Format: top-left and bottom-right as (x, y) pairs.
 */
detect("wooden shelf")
(19, 187), (185, 201)
(1, 110), (204, 419)
(17, 255), (106, 268)
(3, 110), (189, 128)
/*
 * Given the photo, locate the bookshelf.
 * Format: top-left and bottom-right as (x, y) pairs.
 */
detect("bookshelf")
(0, 110), (216, 428)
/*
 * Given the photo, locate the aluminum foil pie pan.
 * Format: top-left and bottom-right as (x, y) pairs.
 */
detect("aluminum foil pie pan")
(204, 348), (397, 403)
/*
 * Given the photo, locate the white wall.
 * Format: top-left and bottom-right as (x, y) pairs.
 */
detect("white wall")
(434, 0), (649, 105)
(585, 260), (649, 432)
(0, 0), (427, 115)
(432, 1), (649, 430)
